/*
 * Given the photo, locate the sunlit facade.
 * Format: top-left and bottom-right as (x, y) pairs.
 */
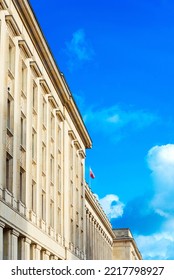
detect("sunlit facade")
(0, 0), (92, 260)
(112, 228), (142, 260)
(0, 0), (142, 261)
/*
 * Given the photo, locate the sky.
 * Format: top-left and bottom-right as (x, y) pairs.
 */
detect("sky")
(29, 0), (174, 260)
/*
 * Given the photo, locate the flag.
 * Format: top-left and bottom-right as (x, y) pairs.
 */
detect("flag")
(89, 168), (95, 179)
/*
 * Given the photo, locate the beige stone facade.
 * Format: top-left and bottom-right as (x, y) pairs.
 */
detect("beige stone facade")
(85, 184), (114, 259)
(112, 228), (142, 260)
(0, 0), (116, 260)
(0, 0), (142, 260)
(0, 0), (92, 260)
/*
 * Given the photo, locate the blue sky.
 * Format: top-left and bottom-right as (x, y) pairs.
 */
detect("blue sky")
(30, 0), (174, 259)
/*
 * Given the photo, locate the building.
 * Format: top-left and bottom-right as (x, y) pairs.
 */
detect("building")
(112, 228), (142, 260)
(0, 0), (142, 260)
(0, 0), (116, 260)
(85, 184), (114, 259)
(0, 0), (92, 260)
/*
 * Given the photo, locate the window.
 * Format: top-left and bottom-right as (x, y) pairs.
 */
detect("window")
(7, 98), (10, 128)
(70, 219), (74, 243)
(50, 155), (54, 183)
(57, 207), (61, 234)
(31, 181), (36, 212)
(20, 115), (26, 147)
(76, 225), (79, 248)
(81, 163), (84, 185)
(57, 192), (61, 208)
(21, 64), (27, 94)
(20, 167), (26, 204)
(50, 200), (54, 228)
(8, 39), (15, 73)
(76, 188), (79, 211)
(50, 113), (54, 139)
(41, 190), (46, 221)
(70, 180), (73, 206)
(57, 165), (61, 192)
(6, 153), (13, 192)
(75, 153), (78, 176)
(42, 143), (46, 173)
(32, 83), (37, 111)
(80, 230), (84, 251)
(32, 129), (37, 160)
(7, 95), (13, 132)
(57, 126), (61, 150)
(42, 98), (47, 126)
(70, 144), (73, 170)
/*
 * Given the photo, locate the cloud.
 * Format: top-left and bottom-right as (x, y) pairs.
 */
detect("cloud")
(147, 144), (174, 216)
(135, 215), (174, 260)
(83, 105), (158, 140)
(96, 194), (124, 220)
(147, 144), (174, 187)
(111, 193), (165, 236)
(135, 232), (174, 260)
(110, 143), (174, 259)
(65, 29), (94, 71)
(135, 144), (174, 259)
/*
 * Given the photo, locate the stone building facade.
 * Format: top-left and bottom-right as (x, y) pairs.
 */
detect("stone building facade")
(85, 184), (114, 259)
(112, 228), (142, 260)
(0, 0), (92, 260)
(0, 0), (116, 260)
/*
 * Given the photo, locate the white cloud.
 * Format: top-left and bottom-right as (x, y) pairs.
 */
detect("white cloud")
(97, 194), (124, 220)
(84, 105), (158, 133)
(65, 29), (94, 70)
(135, 144), (174, 259)
(135, 231), (174, 260)
(135, 217), (174, 259)
(147, 144), (174, 215)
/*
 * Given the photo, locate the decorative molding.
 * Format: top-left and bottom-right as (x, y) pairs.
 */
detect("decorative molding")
(78, 149), (86, 159)
(39, 78), (51, 94)
(68, 130), (76, 140)
(74, 140), (81, 150)
(55, 109), (64, 122)
(48, 95), (58, 108)
(18, 40), (33, 58)
(30, 61), (42, 77)
(0, 0), (8, 10)
(5, 15), (21, 36)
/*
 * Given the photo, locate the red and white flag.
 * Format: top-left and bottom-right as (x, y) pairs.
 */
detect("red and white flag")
(89, 168), (95, 179)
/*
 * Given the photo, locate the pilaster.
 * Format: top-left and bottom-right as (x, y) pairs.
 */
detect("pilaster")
(0, 221), (5, 259)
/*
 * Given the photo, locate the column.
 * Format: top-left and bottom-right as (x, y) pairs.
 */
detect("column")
(41, 249), (50, 260)
(50, 255), (58, 260)
(0, 221), (5, 260)
(19, 237), (31, 260)
(4, 229), (19, 259)
(31, 243), (41, 260)
(11, 229), (19, 259)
